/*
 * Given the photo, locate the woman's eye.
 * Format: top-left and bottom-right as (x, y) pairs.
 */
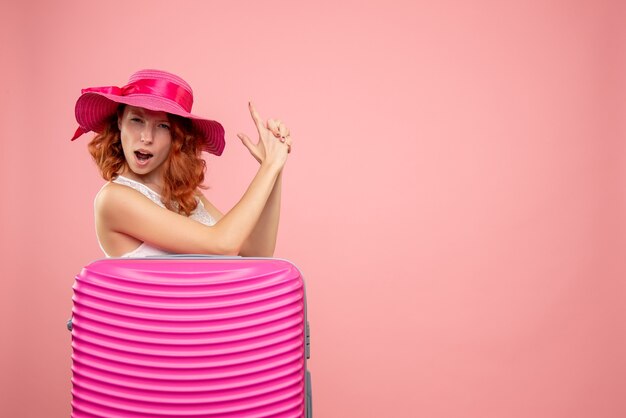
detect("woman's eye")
(130, 117), (143, 123)
(159, 124), (171, 130)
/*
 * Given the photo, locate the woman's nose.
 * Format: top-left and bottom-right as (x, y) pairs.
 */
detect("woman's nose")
(140, 127), (153, 144)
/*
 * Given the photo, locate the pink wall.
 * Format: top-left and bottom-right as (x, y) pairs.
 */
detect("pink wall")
(1, 1), (624, 417)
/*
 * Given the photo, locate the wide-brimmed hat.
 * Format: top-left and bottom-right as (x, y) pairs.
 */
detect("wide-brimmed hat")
(71, 69), (225, 155)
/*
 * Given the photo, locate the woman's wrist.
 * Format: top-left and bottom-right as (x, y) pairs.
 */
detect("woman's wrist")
(259, 159), (284, 175)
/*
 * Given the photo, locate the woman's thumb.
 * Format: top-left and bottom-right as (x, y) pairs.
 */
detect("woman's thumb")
(237, 133), (253, 149)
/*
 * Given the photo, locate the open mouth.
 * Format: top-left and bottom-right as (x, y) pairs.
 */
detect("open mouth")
(134, 151), (153, 162)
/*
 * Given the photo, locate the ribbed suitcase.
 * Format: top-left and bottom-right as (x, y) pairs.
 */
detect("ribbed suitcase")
(69, 256), (312, 417)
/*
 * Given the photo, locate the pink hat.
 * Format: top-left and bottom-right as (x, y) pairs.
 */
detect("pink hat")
(71, 69), (225, 156)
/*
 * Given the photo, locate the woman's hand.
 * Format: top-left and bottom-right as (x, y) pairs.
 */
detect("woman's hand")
(237, 102), (292, 168)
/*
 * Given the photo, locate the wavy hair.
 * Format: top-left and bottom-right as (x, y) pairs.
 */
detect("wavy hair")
(87, 106), (207, 216)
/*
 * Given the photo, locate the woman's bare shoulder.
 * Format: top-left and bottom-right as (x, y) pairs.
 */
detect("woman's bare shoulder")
(96, 181), (138, 203)
(94, 182), (153, 218)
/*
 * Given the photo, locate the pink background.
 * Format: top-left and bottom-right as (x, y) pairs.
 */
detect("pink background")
(1, 1), (625, 417)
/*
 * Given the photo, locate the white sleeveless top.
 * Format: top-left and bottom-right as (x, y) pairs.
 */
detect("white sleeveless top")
(97, 175), (216, 258)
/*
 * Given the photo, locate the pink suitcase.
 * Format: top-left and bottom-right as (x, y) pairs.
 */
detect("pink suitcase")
(69, 256), (312, 417)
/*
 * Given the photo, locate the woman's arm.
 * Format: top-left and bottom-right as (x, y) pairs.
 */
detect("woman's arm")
(238, 171), (282, 257)
(233, 103), (292, 256)
(96, 159), (283, 256)
(199, 171), (282, 257)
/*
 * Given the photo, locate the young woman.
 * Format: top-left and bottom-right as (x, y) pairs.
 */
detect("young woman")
(71, 69), (292, 258)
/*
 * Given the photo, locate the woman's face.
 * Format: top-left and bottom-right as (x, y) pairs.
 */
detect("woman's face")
(118, 105), (173, 180)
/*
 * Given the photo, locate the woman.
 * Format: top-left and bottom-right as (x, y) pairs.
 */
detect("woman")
(71, 69), (292, 257)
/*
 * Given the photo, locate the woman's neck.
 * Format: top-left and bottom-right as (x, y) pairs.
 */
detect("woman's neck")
(118, 167), (164, 195)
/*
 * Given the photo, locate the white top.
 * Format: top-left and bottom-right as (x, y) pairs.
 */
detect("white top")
(97, 175), (216, 258)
